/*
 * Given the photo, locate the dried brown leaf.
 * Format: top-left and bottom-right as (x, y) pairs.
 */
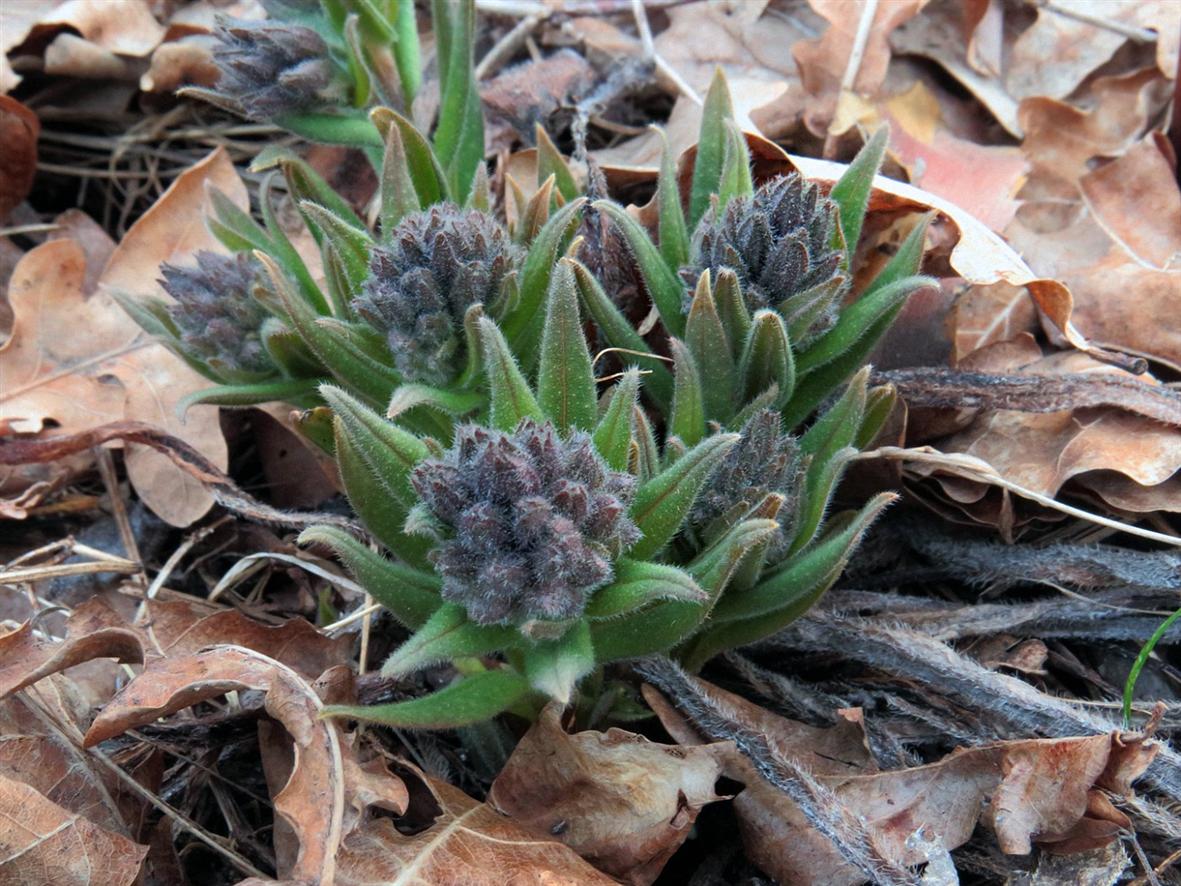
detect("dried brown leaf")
(488, 703), (729, 885)
(644, 672), (1158, 885)
(333, 772), (616, 886)
(84, 646), (408, 884)
(0, 771), (147, 885)
(0, 148), (244, 526)
(0, 95), (38, 220)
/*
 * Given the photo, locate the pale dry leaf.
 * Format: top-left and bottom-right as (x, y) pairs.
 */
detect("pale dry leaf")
(645, 675), (1157, 885)
(0, 771), (147, 886)
(488, 703), (729, 885)
(332, 772), (616, 886)
(43, 32), (134, 80)
(0, 0), (61, 93)
(31, 0), (165, 57)
(792, 0), (928, 135)
(1006, 0), (1177, 101)
(83, 645), (397, 884)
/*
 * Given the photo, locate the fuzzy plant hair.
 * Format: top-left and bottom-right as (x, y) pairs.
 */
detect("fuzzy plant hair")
(353, 205), (523, 387)
(683, 174), (847, 346)
(410, 419), (641, 627)
(159, 251), (270, 376)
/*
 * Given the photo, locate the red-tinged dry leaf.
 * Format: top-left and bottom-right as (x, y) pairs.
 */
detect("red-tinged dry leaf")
(792, 0), (928, 135)
(84, 646), (407, 884)
(0, 619), (144, 699)
(488, 704), (729, 885)
(0, 147), (241, 526)
(330, 772), (617, 886)
(645, 676), (1158, 885)
(0, 95), (38, 220)
(847, 81), (1028, 231)
(0, 771), (147, 885)
(65, 594), (353, 679)
(29, 0), (165, 57)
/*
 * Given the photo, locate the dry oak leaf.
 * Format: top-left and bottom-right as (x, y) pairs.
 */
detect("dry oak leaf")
(0, 617), (143, 700)
(0, 771), (147, 886)
(924, 346), (1181, 515)
(792, 0), (928, 135)
(329, 771), (616, 886)
(0, 95), (39, 220)
(47, 594), (354, 680)
(28, 0), (165, 57)
(0, 148), (241, 527)
(488, 703), (729, 885)
(84, 645), (408, 885)
(1005, 0), (1179, 101)
(646, 677), (1157, 886)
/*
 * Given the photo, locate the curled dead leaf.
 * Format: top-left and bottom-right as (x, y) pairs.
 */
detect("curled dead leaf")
(0, 95), (38, 220)
(488, 703), (730, 885)
(643, 669), (1158, 885)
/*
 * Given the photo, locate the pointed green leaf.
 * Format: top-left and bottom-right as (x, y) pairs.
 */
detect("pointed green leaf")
(380, 122), (422, 231)
(864, 213), (931, 296)
(569, 259), (673, 408)
(689, 68), (734, 229)
(332, 420), (431, 567)
(536, 124), (580, 203)
(686, 517), (780, 604)
(299, 200), (373, 298)
(586, 559), (707, 620)
(800, 365), (869, 458)
(739, 309), (794, 406)
(259, 254), (397, 406)
(717, 120), (753, 207)
(431, 0), (484, 201)
(523, 620), (594, 703)
(629, 432), (738, 559)
(299, 525), (440, 629)
(685, 272), (736, 422)
(668, 338), (705, 447)
(632, 405), (660, 483)
(479, 317), (543, 431)
(828, 126), (888, 262)
(258, 173), (328, 314)
(657, 129), (689, 272)
(500, 199), (586, 366)
(371, 106), (450, 206)
(383, 603), (519, 677)
(279, 156), (366, 235)
(856, 384), (897, 449)
(537, 260), (597, 433)
(683, 493), (896, 670)
(712, 268), (750, 361)
(386, 383), (484, 421)
(794, 275), (934, 378)
(176, 378), (320, 414)
(593, 369), (641, 470)
(393, 0), (422, 103)
(321, 667), (532, 729)
(592, 200), (686, 338)
(321, 383), (429, 508)
(272, 110), (385, 151)
(590, 600), (705, 663)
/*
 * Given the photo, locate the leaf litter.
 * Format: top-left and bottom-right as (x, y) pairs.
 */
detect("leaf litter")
(3, 0), (1181, 883)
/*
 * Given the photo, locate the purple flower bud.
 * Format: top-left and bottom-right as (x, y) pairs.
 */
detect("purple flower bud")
(159, 251), (271, 377)
(210, 17), (341, 122)
(683, 175), (848, 346)
(353, 206), (523, 386)
(411, 419), (640, 626)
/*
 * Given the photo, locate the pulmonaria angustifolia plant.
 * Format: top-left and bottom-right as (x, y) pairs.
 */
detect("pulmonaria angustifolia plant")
(411, 420), (640, 628)
(158, 252), (271, 378)
(683, 174), (846, 346)
(207, 18), (343, 122)
(118, 0), (934, 730)
(354, 205), (522, 387)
